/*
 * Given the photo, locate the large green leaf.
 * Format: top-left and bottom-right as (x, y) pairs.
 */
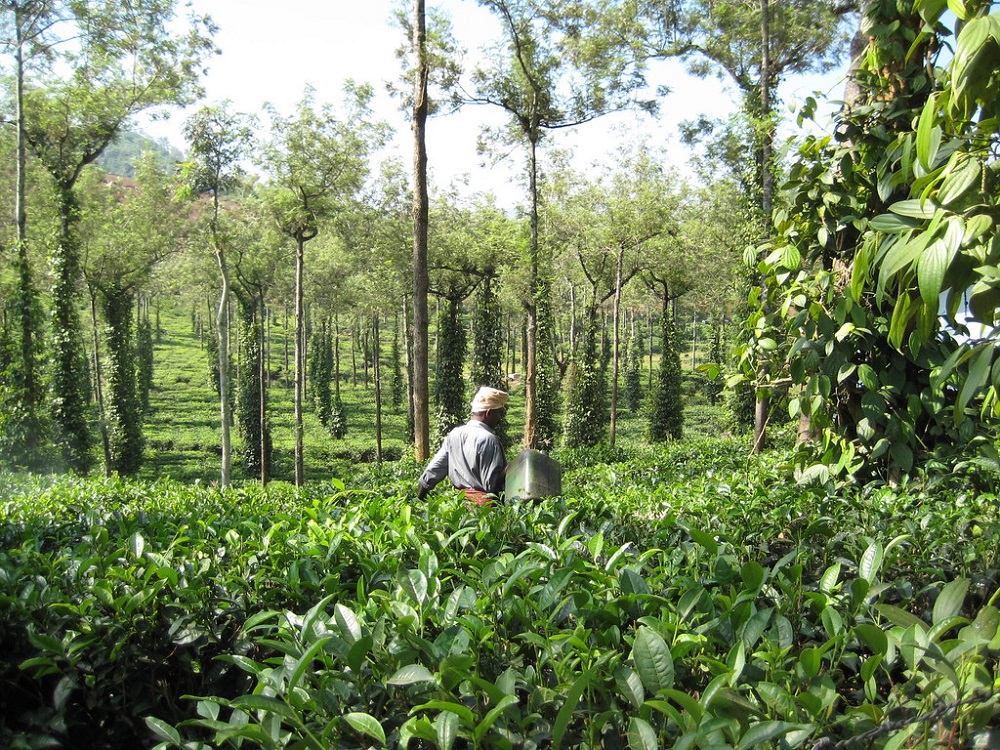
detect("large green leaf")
(916, 93), (941, 172)
(627, 717), (659, 750)
(344, 712), (386, 744)
(932, 577), (970, 625)
(552, 667), (597, 749)
(633, 625), (674, 694)
(737, 721), (812, 750)
(917, 239), (950, 307)
(389, 664), (437, 685)
(937, 152), (981, 205)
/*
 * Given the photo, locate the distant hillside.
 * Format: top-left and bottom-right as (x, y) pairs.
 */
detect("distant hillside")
(97, 131), (185, 178)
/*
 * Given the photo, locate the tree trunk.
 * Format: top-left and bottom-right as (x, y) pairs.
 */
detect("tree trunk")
(412, 0), (431, 462)
(294, 235), (306, 486)
(373, 314), (383, 463)
(523, 135), (540, 449)
(753, 0), (773, 455)
(609, 245), (625, 448)
(90, 290), (111, 475)
(214, 246), (232, 486)
(258, 293), (268, 485)
(52, 185), (93, 474)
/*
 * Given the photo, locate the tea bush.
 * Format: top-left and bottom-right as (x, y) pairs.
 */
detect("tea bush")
(1, 441), (998, 749)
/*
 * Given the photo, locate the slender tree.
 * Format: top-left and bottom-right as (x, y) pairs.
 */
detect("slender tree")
(471, 0), (649, 449)
(181, 103), (255, 487)
(260, 85), (388, 485)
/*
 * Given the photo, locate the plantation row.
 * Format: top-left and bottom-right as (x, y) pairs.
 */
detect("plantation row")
(1, 441), (998, 749)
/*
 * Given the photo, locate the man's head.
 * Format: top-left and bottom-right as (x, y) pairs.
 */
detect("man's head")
(470, 386), (509, 427)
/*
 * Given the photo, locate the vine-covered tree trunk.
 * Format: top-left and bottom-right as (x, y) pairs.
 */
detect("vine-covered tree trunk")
(562, 309), (607, 449)
(309, 318), (333, 426)
(471, 275), (504, 390)
(373, 314), (383, 463)
(624, 317), (643, 412)
(236, 295), (272, 481)
(434, 295), (467, 442)
(650, 305), (684, 443)
(51, 185), (93, 474)
(391, 310), (405, 409)
(100, 284), (144, 476)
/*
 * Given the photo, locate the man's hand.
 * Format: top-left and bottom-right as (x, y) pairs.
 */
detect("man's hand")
(415, 484), (428, 500)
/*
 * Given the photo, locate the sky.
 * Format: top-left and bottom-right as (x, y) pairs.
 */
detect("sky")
(138, 0), (851, 207)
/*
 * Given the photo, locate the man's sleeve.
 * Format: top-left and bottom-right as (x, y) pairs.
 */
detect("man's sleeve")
(418, 441), (450, 492)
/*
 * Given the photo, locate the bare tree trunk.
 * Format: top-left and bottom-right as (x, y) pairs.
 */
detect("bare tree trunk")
(374, 314), (383, 463)
(523, 136), (540, 449)
(258, 292), (268, 485)
(214, 245), (232, 486)
(753, 0), (773, 454)
(293, 237), (305, 486)
(412, 0), (432, 462)
(609, 245), (624, 448)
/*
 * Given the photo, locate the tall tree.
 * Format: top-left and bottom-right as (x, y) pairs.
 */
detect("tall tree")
(393, 2), (462, 462)
(20, 0), (215, 472)
(80, 155), (181, 476)
(0, 1), (57, 458)
(261, 85), (388, 486)
(471, 0), (649, 449)
(181, 103), (255, 487)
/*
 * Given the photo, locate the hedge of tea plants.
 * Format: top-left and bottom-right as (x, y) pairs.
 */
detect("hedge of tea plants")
(1, 440), (998, 749)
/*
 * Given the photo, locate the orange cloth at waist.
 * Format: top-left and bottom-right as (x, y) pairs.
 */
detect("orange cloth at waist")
(462, 488), (495, 507)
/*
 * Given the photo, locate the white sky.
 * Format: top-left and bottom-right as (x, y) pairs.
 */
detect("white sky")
(138, 0), (850, 206)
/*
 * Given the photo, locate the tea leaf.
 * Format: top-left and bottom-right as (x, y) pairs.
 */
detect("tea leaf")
(737, 721), (810, 750)
(552, 666), (598, 749)
(388, 664), (436, 685)
(633, 626), (674, 694)
(627, 717), (659, 750)
(933, 578), (970, 625)
(344, 712), (385, 743)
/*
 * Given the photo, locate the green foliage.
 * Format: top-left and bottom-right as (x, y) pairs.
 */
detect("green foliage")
(1, 443), (998, 749)
(562, 316), (609, 448)
(100, 284), (144, 476)
(624, 326), (643, 412)
(649, 312), (684, 442)
(745, 0), (1000, 482)
(433, 295), (467, 442)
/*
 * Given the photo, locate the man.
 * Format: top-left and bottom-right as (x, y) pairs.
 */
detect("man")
(416, 386), (509, 506)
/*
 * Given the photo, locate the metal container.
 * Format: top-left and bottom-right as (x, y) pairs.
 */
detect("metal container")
(505, 449), (562, 500)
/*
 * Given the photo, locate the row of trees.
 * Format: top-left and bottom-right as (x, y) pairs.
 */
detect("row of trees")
(8, 0), (994, 486)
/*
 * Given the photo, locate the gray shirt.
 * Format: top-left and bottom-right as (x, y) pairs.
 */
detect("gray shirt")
(418, 419), (506, 495)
